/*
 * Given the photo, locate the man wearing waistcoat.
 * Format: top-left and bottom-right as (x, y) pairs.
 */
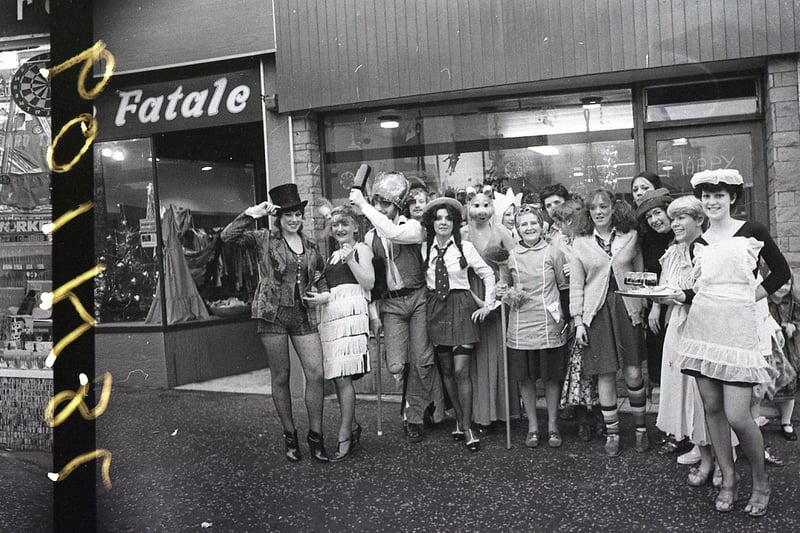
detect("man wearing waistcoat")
(350, 171), (439, 442)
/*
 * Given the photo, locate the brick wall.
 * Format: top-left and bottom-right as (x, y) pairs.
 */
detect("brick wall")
(766, 55), (800, 272)
(0, 375), (52, 451)
(291, 115), (326, 245)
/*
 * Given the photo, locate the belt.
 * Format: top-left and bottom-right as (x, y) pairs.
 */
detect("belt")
(385, 287), (419, 299)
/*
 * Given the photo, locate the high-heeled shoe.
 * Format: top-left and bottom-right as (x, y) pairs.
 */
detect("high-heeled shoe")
(452, 420), (465, 441)
(465, 427), (480, 452)
(351, 423), (362, 451)
(307, 430), (330, 463)
(283, 430), (301, 463)
(744, 486), (770, 517)
(330, 437), (352, 463)
(715, 480), (739, 513)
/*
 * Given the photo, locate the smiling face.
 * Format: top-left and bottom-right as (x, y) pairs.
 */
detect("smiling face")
(407, 189), (427, 220)
(645, 207), (671, 234)
(330, 213), (356, 245)
(700, 189), (734, 222)
(501, 205), (516, 230)
(278, 210), (303, 234)
(433, 208), (454, 240)
(517, 212), (543, 246)
(589, 193), (613, 231)
(631, 177), (656, 205)
(670, 213), (703, 243)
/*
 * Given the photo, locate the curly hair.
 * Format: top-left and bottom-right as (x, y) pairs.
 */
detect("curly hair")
(421, 203), (467, 268)
(575, 188), (638, 236)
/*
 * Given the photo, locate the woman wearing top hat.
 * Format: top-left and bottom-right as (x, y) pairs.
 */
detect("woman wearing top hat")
(221, 183), (331, 464)
(420, 196), (496, 451)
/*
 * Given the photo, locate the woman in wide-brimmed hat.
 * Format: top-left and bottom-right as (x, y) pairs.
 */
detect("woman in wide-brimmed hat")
(420, 197), (496, 451)
(221, 183), (331, 464)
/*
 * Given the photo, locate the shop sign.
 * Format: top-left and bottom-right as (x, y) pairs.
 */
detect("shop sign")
(95, 68), (261, 139)
(0, 0), (49, 38)
(0, 212), (50, 243)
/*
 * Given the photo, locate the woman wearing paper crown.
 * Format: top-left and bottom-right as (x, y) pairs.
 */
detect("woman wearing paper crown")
(221, 183), (331, 464)
(671, 168), (790, 517)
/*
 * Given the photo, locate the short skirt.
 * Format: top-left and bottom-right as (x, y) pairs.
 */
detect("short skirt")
(583, 291), (645, 376)
(508, 346), (567, 383)
(426, 289), (479, 347)
(677, 292), (773, 385)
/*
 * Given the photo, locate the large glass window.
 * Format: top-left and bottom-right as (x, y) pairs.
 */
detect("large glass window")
(0, 46), (52, 372)
(323, 90), (634, 205)
(94, 124), (264, 325)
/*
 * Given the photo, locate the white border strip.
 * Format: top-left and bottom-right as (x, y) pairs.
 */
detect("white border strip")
(288, 115), (296, 184)
(94, 50), (276, 77)
(259, 59), (271, 193)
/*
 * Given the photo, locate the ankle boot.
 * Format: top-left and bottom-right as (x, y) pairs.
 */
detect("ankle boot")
(307, 430), (330, 463)
(283, 430), (301, 463)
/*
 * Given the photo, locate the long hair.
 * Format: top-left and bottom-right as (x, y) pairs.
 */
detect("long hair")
(422, 203), (467, 268)
(575, 188), (638, 236)
(273, 208), (305, 236)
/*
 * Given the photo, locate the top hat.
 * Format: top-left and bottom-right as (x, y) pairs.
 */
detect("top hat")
(268, 183), (308, 213)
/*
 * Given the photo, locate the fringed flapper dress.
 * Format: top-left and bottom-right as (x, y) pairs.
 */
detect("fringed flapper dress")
(318, 245), (371, 379)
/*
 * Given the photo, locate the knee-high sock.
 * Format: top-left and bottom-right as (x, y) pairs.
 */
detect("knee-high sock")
(601, 404), (619, 435)
(628, 381), (647, 430)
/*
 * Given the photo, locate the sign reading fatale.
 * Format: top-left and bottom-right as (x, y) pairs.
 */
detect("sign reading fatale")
(94, 68), (261, 139)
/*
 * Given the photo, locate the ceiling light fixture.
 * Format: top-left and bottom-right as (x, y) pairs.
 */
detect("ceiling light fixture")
(200, 165), (213, 171)
(111, 150), (125, 161)
(580, 96), (603, 110)
(528, 145), (559, 156)
(379, 115), (400, 129)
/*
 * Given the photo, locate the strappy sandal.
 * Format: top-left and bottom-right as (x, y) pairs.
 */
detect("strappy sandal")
(548, 431), (563, 448)
(715, 484), (738, 513)
(744, 486), (770, 517)
(451, 420), (465, 441)
(465, 428), (480, 452)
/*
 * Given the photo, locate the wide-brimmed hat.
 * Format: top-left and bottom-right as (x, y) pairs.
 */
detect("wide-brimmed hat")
(636, 187), (673, 218)
(268, 183), (308, 213)
(421, 196), (463, 217)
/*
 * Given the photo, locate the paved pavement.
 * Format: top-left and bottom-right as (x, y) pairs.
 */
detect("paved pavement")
(2, 380), (798, 532)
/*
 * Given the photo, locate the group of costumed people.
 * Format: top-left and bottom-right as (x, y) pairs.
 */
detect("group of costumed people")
(220, 167), (797, 518)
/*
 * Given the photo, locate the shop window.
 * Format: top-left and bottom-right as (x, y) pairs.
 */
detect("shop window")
(94, 138), (159, 323)
(324, 90), (634, 205)
(95, 124), (264, 325)
(645, 78), (759, 123)
(655, 133), (754, 218)
(152, 124), (262, 324)
(0, 46), (52, 371)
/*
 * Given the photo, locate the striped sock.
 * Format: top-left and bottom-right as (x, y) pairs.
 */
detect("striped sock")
(628, 381), (647, 429)
(601, 404), (619, 435)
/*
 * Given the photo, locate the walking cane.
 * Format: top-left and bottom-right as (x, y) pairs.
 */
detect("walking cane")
(501, 302), (511, 449)
(375, 328), (383, 436)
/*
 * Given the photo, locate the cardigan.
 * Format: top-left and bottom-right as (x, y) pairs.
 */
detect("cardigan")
(569, 228), (645, 327)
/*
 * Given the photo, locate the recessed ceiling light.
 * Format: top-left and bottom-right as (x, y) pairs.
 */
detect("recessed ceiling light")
(379, 115), (400, 129)
(111, 150), (125, 161)
(200, 165), (213, 171)
(101, 147), (113, 157)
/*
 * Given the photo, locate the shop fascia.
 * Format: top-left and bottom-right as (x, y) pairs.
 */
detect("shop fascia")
(96, 68), (261, 137)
